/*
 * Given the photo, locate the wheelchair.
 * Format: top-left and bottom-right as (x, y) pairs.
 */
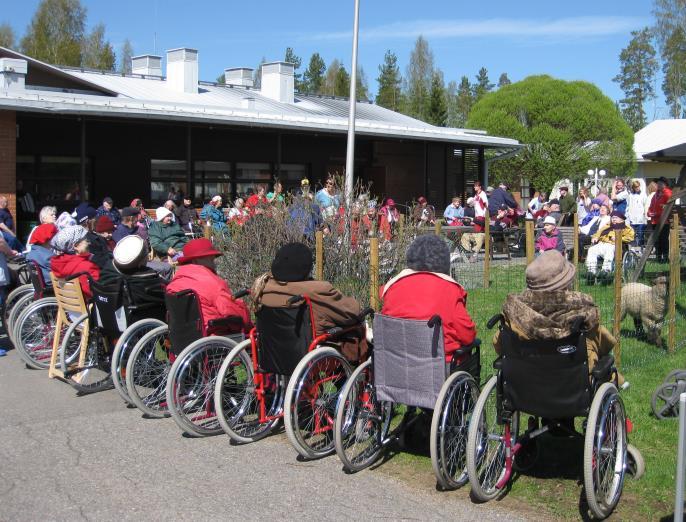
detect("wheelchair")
(213, 294), (371, 459)
(584, 242), (641, 285)
(332, 313), (481, 489)
(466, 314), (641, 519)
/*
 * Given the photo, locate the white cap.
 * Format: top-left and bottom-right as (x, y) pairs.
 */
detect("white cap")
(543, 216), (557, 225)
(155, 207), (172, 221)
(466, 197), (475, 206)
(211, 195), (222, 203)
(113, 235), (148, 270)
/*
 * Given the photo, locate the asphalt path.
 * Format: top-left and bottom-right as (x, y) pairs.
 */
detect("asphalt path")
(0, 348), (537, 521)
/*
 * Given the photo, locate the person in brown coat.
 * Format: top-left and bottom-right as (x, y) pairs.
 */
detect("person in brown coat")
(251, 242), (368, 363)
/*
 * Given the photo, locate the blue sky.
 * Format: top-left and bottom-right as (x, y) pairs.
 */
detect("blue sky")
(4, 1), (660, 115)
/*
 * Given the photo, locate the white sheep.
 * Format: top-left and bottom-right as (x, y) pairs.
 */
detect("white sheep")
(620, 276), (668, 347)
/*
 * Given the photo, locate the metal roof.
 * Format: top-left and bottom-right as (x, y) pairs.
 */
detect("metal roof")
(634, 119), (686, 162)
(0, 47), (520, 149)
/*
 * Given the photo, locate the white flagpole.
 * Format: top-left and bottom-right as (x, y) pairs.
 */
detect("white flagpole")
(344, 0), (360, 204)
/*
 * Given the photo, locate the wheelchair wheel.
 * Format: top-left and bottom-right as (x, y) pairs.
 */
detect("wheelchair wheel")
(111, 318), (166, 405)
(8, 292), (35, 346)
(60, 313), (113, 393)
(622, 249), (641, 283)
(334, 359), (392, 472)
(166, 336), (238, 437)
(284, 346), (352, 459)
(126, 325), (171, 418)
(466, 375), (519, 502)
(626, 444), (645, 480)
(214, 339), (285, 443)
(583, 382), (627, 519)
(12, 297), (59, 370)
(430, 371), (479, 490)
(4, 284), (32, 340)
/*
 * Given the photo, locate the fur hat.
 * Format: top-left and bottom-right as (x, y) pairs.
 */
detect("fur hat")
(406, 234), (450, 275)
(51, 225), (88, 254)
(526, 250), (575, 292)
(155, 207), (173, 221)
(271, 242), (313, 282)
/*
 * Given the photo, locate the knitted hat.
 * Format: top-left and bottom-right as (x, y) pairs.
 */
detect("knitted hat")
(71, 203), (97, 224)
(406, 234), (450, 275)
(30, 223), (58, 245)
(271, 242), (313, 282)
(113, 235), (148, 270)
(95, 215), (115, 233)
(543, 216), (557, 225)
(155, 207), (173, 221)
(611, 210), (625, 220)
(51, 225), (88, 254)
(526, 250), (575, 292)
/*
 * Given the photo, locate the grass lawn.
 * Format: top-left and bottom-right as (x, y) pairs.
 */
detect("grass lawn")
(391, 260), (685, 520)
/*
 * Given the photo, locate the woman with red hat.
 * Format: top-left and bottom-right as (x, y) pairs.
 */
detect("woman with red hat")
(378, 198), (400, 241)
(26, 223), (58, 283)
(86, 216), (116, 269)
(166, 239), (251, 333)
(411, 196), (436, 227)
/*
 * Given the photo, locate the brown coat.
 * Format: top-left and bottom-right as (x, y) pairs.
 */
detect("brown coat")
(255, 276), (368, 363)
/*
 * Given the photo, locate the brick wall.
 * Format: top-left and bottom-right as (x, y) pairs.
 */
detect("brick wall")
(0, 110), (16, 224)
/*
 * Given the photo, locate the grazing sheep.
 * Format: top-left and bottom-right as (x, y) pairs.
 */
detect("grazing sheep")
(620, 276), (668, 347)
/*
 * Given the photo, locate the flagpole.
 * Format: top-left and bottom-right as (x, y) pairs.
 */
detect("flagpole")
(344, 0), (360, 204)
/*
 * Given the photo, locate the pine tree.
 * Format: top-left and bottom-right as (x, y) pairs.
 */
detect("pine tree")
(0, 23), (16, 49)
(81, 23), (115, 70)
(404, 36), (434, 121)
(376, 50), (402, 110)
(118, 38), (133, 74)
(284, 47), (303, 91)
(216, 73), (225, 84)
(427, 70), (447, 126)
(497, 73), (511, 88)
(613, 27), (658, 130)
(473, 67), (494, 101)
(661, 27), (686, 118)
(356, 66), (369, 101)
(323, 58), (341, 95)
(335, 63), (350, 97)
(445, 79), (460, 127)
(20, 0), (86, 66)
(456, 76), (474, 127)
(302, 52), (326, 94)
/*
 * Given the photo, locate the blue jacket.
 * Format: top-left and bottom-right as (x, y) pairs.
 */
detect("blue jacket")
(200, 205), (227, 231)
(487, 187), (518, 216)
(112, 223), (137, 243)
(288, 201), (322, 240)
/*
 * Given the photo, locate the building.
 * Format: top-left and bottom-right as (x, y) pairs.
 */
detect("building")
(634, 119), (686, 181)
(0, 46), (519, 232)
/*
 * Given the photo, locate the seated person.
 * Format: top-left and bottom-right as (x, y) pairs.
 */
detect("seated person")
(87, 216), (116, 268)
(535, 216), (566, 255)
(460, 216), (486, 262)
(166, 238), (250, 333)
(381, 234), (476, 364)
(585, 210), (634, 279)
(50, 225), (100, 300)
(536, 199), (562, 227)
(112, 207), (142, 243)
(251, 242), (367, 363)
(493, 250), (625, 386)
(579, 203), (611, 252)
(148, 207), (189, 260)
(26, 223), (57, 284)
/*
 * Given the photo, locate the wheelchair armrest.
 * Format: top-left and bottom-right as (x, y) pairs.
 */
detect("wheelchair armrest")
(427, 315), (441, 328)
(233, 288), (250, 299)
(570, 316), (585, 336)
(208, 315), (244, 329)
(591, 355), (614, 381)
(487, 314), (503, 330)
(356, 307), (374, 323)
(492, 357), (503, 370)
(170, 288), (195, 297)
(453, 338), (481, 355)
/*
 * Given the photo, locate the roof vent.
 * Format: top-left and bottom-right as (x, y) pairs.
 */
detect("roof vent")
(260, 62), (294, 104)
(166, 48), (198, 94)
(0, 58), (27, 91)
(225, 68), (253, 88)
(131, 55), (162, 76)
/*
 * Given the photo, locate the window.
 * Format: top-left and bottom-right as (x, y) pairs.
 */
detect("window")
(151, 159), (187, 204)
(277, 163), (309, 195)
(194, 161), (231, 204)
(16, 155), (91, 207)
(234, 162), (272, 198)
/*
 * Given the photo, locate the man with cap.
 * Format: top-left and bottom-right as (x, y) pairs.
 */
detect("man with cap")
(148, 207), (189, 260)
(493, 250), (625, 386)
(166, 238), (250, 333)
(558, 185), (576, 215)
(535, 216), (566, 255)
(251, 242), (367, 363)
(381, 234), (476, 364)
(96, 197), (121, 227)
(87, 216), (116, 268)
(50, 225), (100, 300)
(174, 195), (199, 231)
(26, 223), (58, 284)
(112, 207), (142, 243)
(72, 202), (97, 227)
(585, 210), (634, 280)
(411, 196), (436, 227)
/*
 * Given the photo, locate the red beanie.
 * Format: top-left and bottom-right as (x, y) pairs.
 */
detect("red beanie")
(95, 215), (115, 233)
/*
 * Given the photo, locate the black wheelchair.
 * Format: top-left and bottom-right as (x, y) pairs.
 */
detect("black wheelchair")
(466, 314), (641, 519)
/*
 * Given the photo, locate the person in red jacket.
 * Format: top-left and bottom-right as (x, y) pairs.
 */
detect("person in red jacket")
(50, 225), (100, 300)
(166, 238), (251, 333)
(647, 177), (673, 263)
(381, 234), (476, 363)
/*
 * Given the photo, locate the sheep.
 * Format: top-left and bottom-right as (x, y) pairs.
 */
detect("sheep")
(620, 276), (668, 347)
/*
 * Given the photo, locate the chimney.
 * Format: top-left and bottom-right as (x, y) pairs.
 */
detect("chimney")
(241, 97), (256, 110)
(260, 62), (294, 103)
(225, 67), (254, 88)
(131, 54), (162, 76)
(0, 58), (27, 90)
(166, 48), (198, 94)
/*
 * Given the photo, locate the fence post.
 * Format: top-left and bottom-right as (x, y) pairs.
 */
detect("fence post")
(434, 220), (442, 236)
(203, 224), (211, 239)
(483, 217), (491, 289)
(676, 392), (686, 522)
(525, 219), (535, 265)
(315, 230), (324, 281)
(398, 213), (405, 237)
(613, 230), (623, 369)
(573, 212), (580, 291)
(668, 213), (680, 353)
(369, 237), (379, 311)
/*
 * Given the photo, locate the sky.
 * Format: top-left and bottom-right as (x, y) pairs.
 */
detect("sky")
(3, 0), (661, 116)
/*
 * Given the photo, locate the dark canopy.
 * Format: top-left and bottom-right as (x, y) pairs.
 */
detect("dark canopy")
(644, 143), (686, 164)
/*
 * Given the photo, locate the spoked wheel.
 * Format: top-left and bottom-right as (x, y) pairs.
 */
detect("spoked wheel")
(430, 371), (479, 490)
(166, 336), (238, 437)
(583, 382), (627, 520)
(12, 297), (60, 369)
(652, 371), (686, 420)
(126, 325), (171, 418)
(111, 318), (165, 405)
(214, 339), (285, 443)
(622, 249), (641, 283)
(466, 375), (519, 502)
(60, 313), (113, 394)
(626, 444), (645, 480)
(334, 359), (392, 472)
(285, 347), (352, 459)
(4, 284), (33, 342)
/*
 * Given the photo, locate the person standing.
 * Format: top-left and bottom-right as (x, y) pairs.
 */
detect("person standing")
(610, 179), (629, 215)
(626, 180), (647, 247)
(473, 182), (488, 220)
(246, 185), (269, 215)
(647, 178), (673, 263)
(267, 180), (285, 204)
(558, 186), (576, 215)
(576, 187), (591, 222)
(412, 196), (436, 226)
(488, 183), (518, 216)
(314, 177), (340, 219)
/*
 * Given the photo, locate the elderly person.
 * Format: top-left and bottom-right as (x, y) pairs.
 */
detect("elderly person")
(50, 225), (100, 300)
(56, 211), (77, 231)
(25, 205), (57, 251)
(95, 197), (121, 227)
(626, 180), (647, 247)
(175, 195), (198, 230)
(130, 198), (151, 239)
(535, 216), (566, 255)
(251, 242), (367, 363)
(148, 207), (189, 260)
(72, 202), (97, 229)
(647, 178), (673, 263)
(200, 195), (228, 231)
(87, 216), (116, 268)
(488, 182), (518, 216)
(0, 195), (23, 252)
(112, 207), (142, 243)
(412, 196), (436, 227)
(443, 196), (464, 224)
(26, 223), (57, 284)
(558, 185), (576, 215)
(493, 250), (625, 386)
(381, 234), (476, 364)
(585, 210), (634, 280)
(228, 197), (249, 225)
(166, 238), (251, 333)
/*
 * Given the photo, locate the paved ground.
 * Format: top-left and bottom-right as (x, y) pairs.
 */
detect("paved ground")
(0, 347), (541, 522)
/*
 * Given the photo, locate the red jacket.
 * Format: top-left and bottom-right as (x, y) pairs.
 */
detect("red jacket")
(50, 253), (100, 301)
(648, 187), (672, 225)
(381, 270), (477, 361)
(166, 264), (252, 333)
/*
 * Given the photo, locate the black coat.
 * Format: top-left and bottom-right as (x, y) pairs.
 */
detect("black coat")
(488, 188), (518, 215)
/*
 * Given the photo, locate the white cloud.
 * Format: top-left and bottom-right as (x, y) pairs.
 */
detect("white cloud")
(307, 16), (645, 42)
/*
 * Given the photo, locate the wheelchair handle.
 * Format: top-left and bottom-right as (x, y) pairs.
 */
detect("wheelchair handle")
(486, 314), (503, 330)
(357, 307), (374, 323)
(171, 288), (195, 297)
(427, 315), (442, 328)
(233, 288), (250, 299)
(325, 326), (343, 336)
(287, 294), (304, 305)
(570, 316), (585, 335)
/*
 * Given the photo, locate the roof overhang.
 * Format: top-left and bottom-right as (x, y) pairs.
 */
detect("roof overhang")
(644, 142), (686, 164)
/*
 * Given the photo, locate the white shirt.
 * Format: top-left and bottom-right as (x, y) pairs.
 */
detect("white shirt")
(626, 193), (647, 225)
(474, 192), (488, 218)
